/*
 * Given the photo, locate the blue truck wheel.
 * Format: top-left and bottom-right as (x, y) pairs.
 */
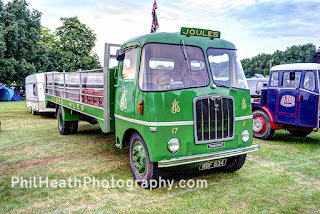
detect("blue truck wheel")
(253, 110), (275, 140)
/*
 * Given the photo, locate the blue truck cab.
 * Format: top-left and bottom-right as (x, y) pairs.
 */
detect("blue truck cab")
(251, 63), (320, 139)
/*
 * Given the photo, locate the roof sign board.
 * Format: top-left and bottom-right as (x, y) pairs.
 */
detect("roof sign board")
(180, 27), (221, 39)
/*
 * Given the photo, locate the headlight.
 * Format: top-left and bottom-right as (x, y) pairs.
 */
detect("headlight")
(168, 138), (180, 154)
(241, 130), (250, 143)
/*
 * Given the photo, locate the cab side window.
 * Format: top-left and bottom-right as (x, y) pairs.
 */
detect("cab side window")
(121, 48), (138, 79)
(303, 71), (315, 91)
(270, 72), (279, 87)
(282, 71), (301, 88)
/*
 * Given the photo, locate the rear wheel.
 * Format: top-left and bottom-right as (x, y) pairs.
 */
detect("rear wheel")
(253, 110), (275, 140)
(70, 121), (78, 134)
(57, 106), (71, 135)
(289, 129), (312, 137)
(129, 132), (161, 188)
(222, 154), (246, 173)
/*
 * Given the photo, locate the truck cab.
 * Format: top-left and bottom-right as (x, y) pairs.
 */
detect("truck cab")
(114, 29), (259, 183)
(252, 63), (320, 139)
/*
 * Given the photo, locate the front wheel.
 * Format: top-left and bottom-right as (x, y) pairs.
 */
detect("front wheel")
(253, 110), (275, 140)
(129, 132), (161, 188)
(222, 154), (246, 173)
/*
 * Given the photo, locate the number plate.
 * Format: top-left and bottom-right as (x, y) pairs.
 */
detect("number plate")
(207, 142), (225, 149)
(199, 158), (227, 170)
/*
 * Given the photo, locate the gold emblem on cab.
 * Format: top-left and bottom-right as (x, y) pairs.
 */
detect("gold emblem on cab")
(242, 97), (247, 110)
(171, 99), (180, 114)
(120, 86), (127, 111)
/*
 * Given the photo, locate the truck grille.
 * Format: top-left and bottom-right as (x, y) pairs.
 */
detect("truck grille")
(193, 95), (234, 144)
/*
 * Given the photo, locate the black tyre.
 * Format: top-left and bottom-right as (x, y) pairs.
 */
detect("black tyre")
(57, 106), (71, 135)
(253, 110), (275, 140)
(70, 121), (78, 134)
(129, 132), (161, 188)
(222, 154), (246, 173)
(289, 129), (312, 137)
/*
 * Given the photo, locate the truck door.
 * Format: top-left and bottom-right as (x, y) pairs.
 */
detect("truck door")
(298, 71), (319, 127)
(276, 71), (301, 125)
(115, 47), (139, 119)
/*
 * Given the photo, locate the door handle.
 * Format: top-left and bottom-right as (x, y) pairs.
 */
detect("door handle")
(298, 94), (302, 102)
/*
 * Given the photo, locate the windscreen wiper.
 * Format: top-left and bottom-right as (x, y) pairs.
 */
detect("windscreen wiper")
(180, 39), (190, 71)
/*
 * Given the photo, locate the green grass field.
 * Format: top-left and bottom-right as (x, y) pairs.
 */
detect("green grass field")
(1, 101), (319, 213)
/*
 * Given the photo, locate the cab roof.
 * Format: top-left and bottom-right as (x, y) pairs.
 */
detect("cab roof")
(271, 63), (320, 71)
(122, 32), (236, 50)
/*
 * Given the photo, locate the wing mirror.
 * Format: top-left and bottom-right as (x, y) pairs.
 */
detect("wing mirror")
(116, 49), (125, 61)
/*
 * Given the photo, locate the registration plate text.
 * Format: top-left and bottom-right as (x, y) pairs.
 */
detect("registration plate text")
(199, 158), (227, 170)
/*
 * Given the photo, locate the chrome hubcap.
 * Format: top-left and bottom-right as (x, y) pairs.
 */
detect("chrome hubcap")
(253, 119), (263, 132)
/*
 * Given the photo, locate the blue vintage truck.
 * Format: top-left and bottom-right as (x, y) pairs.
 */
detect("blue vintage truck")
(251, 63), (320, 139)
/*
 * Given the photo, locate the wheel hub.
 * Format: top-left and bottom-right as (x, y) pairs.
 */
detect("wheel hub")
(132, 141), (147, 175)
(253, 118), (264, 132)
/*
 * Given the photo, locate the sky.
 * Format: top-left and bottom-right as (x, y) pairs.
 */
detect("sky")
(5, 0), (320, 64)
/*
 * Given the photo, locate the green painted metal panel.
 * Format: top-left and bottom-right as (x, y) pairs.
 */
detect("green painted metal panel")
(60, 106), (80, 121)
(122, 32), (235, 50)
(46, 94), (105, 130)
(115, 86), (253, 162)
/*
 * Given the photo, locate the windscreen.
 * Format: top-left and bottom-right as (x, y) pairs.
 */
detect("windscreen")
(139, 43), (209, 91)
(207, 48), (248, 89)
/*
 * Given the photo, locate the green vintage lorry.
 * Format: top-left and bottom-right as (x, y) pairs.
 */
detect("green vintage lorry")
(45, 27), (260, 185)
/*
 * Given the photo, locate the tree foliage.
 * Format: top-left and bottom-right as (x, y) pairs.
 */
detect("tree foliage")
(0, 0), (42, 86)
(241, 44), (317, 77)
(313, 48), (320, 63)
(0, 1), (100, 86)
(53, 17), (100, 72)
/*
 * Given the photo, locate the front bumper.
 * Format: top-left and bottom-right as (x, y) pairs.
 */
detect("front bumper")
(158, 144), (260, 168)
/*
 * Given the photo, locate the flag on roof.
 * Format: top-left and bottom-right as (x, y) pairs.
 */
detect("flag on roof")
(150, 0), (159, 33)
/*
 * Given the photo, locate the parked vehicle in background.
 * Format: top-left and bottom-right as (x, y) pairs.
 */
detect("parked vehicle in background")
(251, 63), (320, 139)
(247, 77), (269, 103)
(10, 86), (25, 97)
(25, 73), (56, 115)
(44, 27), (259, 186)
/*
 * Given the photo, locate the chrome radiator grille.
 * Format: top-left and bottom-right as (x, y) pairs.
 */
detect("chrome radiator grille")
(193, 95), (234, 144)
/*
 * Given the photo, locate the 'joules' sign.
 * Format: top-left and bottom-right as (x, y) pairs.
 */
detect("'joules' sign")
(180, 27), (220, 39)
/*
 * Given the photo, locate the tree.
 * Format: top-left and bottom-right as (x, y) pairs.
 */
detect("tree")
(0, 2), (101, 86)
(35, 26), (58, 72)
(54, 17), (100, 72)
(241, 43), (317, 77)
(0, 0), (42, 86)
(314, 47), (320, 63)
